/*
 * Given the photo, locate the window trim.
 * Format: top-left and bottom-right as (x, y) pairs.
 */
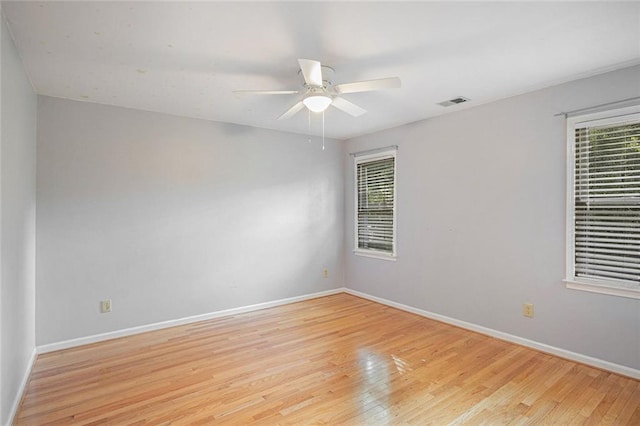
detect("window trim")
(353, 148), (397, 261)
(565, 105), (640, 299)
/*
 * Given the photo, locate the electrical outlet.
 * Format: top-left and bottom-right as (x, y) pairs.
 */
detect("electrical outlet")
(323, 268), (329, 278)
(523, 303), (534, 318)
(101, 299), (112, 313)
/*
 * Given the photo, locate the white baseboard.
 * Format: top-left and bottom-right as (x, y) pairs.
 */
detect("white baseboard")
(35, 286), (640, 381)
(37, 288), (346, 354)
(7, 347), (37, 426)
(344, 288), (640, 380)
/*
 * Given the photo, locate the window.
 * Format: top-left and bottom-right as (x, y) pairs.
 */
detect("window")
(354, 147), (396, 260)
(565, 106), (640, 299)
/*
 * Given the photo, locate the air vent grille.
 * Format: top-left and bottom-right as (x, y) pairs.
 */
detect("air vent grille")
(437, 96), (470, 107)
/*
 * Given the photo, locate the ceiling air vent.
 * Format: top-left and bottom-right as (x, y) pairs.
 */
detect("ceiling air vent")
(437, 96), (470, 107)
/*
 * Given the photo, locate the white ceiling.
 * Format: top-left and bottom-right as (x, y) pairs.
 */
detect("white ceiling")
(3, 1), (640, 140)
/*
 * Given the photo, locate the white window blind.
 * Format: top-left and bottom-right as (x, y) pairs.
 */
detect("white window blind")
(569, 110), (640, 290)
(355, 149), (396, 258)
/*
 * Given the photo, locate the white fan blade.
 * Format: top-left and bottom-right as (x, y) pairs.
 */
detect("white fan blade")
(233, 90), (300, 95)
(331, 97), (366, 117)
(278, 101), (304, 120)
(298, 59), (323, 87)
(334, 77), (401, 94)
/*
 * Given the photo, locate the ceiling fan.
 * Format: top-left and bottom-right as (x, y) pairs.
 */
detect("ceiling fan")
(234, 59), (401, 120)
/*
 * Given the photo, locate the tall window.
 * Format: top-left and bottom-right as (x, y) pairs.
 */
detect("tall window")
(354, 148), (396, 259)
(566, 106), (640, 299)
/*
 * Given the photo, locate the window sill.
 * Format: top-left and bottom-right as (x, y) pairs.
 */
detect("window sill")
(564, 279), (640, 300)
(353, 250), (397, 262)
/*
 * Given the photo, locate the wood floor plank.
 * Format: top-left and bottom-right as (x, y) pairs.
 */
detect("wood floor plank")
(14, 293), (640, 424)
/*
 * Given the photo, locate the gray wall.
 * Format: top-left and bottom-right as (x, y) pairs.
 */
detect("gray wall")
(1, 12), (37, 425)
(344, 65), (640, 370)
(36, 97), (344, 345)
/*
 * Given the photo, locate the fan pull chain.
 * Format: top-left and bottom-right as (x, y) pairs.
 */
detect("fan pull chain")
(322, 111), (325, 151)
(308, 109), (311, 143)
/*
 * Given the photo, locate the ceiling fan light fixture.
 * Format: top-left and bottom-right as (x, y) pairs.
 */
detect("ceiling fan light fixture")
(303, 95), (332, 113)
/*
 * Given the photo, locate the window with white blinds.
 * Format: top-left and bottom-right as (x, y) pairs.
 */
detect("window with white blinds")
(354, 149), (396, 259)
(566, 106), (640, 298)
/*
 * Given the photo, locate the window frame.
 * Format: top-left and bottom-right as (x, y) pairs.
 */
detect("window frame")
(353, 148), (397, 261)
(564, 105), (640, 299)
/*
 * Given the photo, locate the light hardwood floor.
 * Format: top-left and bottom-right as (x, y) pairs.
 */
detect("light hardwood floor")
(15, 293), (640, 424)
